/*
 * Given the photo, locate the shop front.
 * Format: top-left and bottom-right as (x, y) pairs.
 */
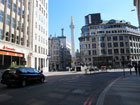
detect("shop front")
(0, 45), (26, 69)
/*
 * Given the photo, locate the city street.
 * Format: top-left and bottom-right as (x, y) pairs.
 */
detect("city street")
(0, 71), (124, 105)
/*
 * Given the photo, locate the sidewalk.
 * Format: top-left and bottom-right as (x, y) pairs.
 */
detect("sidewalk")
(43, 71), (83, 77)
(97, 74), (140, 105)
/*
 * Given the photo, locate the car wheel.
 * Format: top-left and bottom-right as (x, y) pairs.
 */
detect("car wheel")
(40, 78), (44, 83)
(21, 80), (26, 87)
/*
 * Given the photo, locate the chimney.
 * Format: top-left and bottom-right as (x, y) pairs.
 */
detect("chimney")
(61, 28), (64, 36)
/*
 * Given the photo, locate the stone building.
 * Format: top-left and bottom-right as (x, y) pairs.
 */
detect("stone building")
(79, 13), (140, 68)
(49, 29), (72, 71)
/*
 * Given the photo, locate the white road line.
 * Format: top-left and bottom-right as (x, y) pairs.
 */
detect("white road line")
(96, 77), (121, 105)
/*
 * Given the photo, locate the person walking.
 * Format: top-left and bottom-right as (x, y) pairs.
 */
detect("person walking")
(134, 63), (138, 75)
(138, 62), (140, 75)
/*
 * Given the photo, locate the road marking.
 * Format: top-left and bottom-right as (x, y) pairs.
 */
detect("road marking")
(96, 77), (121, 105)
(83, 79), (116, 105)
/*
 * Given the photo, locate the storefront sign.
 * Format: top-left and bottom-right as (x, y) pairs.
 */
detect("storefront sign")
(0, 50), (24, 57)
(3, 46), (15, 51)
(29, 52), (33, 56)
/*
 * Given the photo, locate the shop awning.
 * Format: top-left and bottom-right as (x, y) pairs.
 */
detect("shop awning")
(0, 50), (24, 57)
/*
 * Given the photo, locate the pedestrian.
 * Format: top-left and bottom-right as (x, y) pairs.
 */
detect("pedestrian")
(40, 65), (43, 73)
(134, 63), (138, 75)
(38, 66), (41, 72)
(138, 62), (140, 75)
(128, 63), (132, 75)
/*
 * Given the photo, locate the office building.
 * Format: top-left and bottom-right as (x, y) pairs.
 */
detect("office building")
(32, 0), (48, 72)
(0, 0), (48, 72)
(48, 35), (63, 71)
(79, 13), (140, 68)
(49, 29), (72, 71)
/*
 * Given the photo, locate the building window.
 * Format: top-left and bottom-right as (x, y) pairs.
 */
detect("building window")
(126, 48), (130, 54)
(13, 3), (16, 12)
(18, 7), (20, 15)
(120, 49), (125, 54)
(88, 44), (90, 48)
(119, 36), (123, 40)
(125, 42), (129, 47)
(107, 37), (111, 41)
(98, 37), (104, 41)
(108, 43), (112, 48)
(39, 5), (41, 11)
(0, 29), (2, 39)
(92, 50), (96, 55)
(11, 18), (15, 28)
(88, 50), (91, 55)
(113, 42), (118, 47)
(101, 43), (105, 48)
(108, 49), (112, 54)
(8, 0), (11, 9)
(92, 37), (96, 42)
(120, 42), (124, 47)
(113, 36), (118, 41)
(35, 33), (37, 40)
(124, 36), (128, 40)
(38, 35), (40, 41)
(101, 49), (106, 54)
(1, 0), (4, 4)
(35, 22), (37, 28)
(82, 44), (84, 48)
(6, 14), (10, 25)
(0, 10), (4, 22)
(92, 44), (96, 48)
(35, 45), (37, 52)
(38, 46), (40, 53)
(35, 57), (37, 69)
(36, 0), (38, 7)
(114, 49), (119, 54)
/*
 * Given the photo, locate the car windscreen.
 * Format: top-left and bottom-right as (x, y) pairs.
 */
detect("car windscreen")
(26, 68), (34, 73)
(17, 67), (27, 73)
(33, 69), (39, 73)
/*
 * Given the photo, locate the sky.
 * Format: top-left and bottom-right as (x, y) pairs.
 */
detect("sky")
(49, 0), (138, 51)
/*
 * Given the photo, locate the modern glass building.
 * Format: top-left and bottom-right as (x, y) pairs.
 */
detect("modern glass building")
(79, 13), (140, 68)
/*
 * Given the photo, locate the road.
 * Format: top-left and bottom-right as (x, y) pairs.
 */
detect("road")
(0, 71), (124, 105)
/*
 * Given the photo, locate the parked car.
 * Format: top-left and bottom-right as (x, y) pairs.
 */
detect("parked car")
(1, 67), (45, 87)
(89, 66), (99, 71)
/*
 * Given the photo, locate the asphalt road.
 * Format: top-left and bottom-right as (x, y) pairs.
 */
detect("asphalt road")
(0, 72), (124, 105)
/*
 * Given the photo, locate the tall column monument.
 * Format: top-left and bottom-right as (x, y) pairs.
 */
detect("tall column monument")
(70, 16), (75, 58)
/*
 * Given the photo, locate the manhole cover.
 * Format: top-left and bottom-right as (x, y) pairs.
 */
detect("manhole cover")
(72, 89), (86, 94)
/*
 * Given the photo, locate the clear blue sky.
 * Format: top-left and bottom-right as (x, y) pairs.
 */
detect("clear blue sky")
(49, 0), (138, 50)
